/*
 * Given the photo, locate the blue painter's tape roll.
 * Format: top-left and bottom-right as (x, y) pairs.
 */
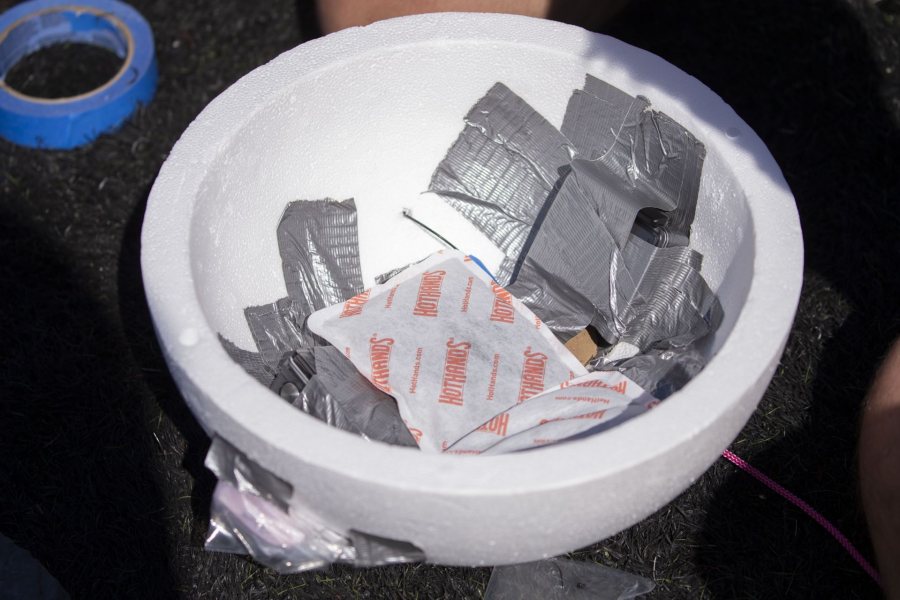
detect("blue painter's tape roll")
(0, 0), (156, 149)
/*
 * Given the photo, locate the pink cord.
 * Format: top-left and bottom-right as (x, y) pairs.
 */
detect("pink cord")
(721, 449), (881, 586)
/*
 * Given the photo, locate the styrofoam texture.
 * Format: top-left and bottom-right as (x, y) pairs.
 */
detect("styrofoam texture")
(141, 13), (803, 566)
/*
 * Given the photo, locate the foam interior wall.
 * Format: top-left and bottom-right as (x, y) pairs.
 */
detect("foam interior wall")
(141, 13), (802, 566)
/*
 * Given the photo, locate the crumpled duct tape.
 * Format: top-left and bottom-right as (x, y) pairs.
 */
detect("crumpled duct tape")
(610, 235), (723, 350)
(219, 334), (275, 386)
(258, 343), (416, 447)
(562, 75), (705, 247)
(429, 78), (714, 349)
(244, 297), (314, 369)
(429, 82), (572, 264)
(270, 348), (316, 399)
(310, 346), (418, 447)
(596, 345), (707, 400)
(505, 167), (621, 341)
(278, 198), (365, 317)
(241, 198), (366, 368)
(509, 212), (720, 351)
(348, 530), (425, 567)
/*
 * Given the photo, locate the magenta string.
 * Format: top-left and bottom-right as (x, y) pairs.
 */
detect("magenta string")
(721, 449), (881, 586)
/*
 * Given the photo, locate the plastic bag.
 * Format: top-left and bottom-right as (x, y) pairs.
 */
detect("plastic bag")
(485, 558), (654, 600)
(204, 437), (423, 572)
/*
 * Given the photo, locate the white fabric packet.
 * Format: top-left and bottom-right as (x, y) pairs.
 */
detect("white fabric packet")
(307, 251), (587, 452)
(446, 369), (652, 455)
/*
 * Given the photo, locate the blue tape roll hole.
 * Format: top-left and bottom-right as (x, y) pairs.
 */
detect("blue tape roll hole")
(0, 0), (156, 149)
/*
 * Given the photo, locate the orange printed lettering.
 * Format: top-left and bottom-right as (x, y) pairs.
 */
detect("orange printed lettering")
(476, 413), (510, 436)
(517, 347), (549, 402)
(368, 335), (395, 393)
(340, 290), (371, 318)
(489, 282), (515, 324)
(413, 270), (447, 317)
(438, 338), (471, 406)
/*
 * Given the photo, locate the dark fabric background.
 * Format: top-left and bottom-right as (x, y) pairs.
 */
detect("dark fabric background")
(0, 0), (898, 597)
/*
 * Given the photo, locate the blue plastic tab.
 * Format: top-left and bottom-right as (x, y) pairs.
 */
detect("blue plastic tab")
(467, 254), (498, 282)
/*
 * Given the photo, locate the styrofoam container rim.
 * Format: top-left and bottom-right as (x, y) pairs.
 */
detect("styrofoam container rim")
(142, 13), (802, 497)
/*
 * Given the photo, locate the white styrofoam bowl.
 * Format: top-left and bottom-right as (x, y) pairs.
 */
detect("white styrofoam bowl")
(141, 13), (803, 566)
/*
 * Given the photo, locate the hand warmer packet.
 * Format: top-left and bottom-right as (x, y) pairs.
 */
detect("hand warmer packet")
(307, 250), (587, 452)
(447, 369), (650, 456)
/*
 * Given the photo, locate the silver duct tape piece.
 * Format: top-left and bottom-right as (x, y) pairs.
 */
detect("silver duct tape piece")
(485, 557), (655, 600)
(464, 81), (573, 186)
(610, 236), (723, 351)
(622, 233), (701, 273)
(242, 198), (364, 369)
(562, 75), (694, 210)
(510, 209), (720, 350)
(375, 264), (409, 285)
(563, 88), (671, 251)
(429, 83), (571, 262)
(244, 297), (313, 369)
(568, 157), (668, 250)
(271, 349), (317, 401)
(596, 346), (707, 400)
(494, 255), (519, 287)
(638, 109), (705, 247)
(622, 268), (723, 350)
(506, 168), (622, 341)
(264, 345), (416, 446)
(246, 312), (392, 430)
(567, 74), (645, 159)
(293, 376), (360, 432)
(429, 79), (713, 347)
(278, 198), (365, 317)
(348, 530), (426, 567)
(305, 346), (418, 447)
(562, 75), (705, 247)
(219, 334), (275, 386)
